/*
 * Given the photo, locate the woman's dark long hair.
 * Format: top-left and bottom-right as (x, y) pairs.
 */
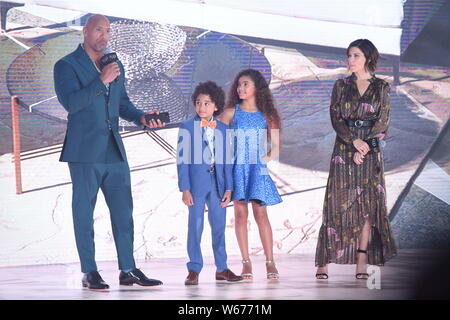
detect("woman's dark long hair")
(347, 39), (379, 73)
(226, 69), (281, 134)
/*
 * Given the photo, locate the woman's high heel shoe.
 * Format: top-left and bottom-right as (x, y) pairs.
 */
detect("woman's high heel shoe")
(315, 265), (328, 280)
(355, 249), (369, 280)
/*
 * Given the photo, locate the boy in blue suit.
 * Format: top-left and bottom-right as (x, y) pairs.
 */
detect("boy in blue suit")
(177, 81), (243, 285)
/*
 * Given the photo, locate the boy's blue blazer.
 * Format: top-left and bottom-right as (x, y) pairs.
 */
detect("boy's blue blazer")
(177, 115), (233, 197)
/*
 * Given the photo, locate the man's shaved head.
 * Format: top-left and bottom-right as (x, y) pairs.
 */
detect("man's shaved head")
(85, 14), (109, 30)
(83, 14), (111, 54)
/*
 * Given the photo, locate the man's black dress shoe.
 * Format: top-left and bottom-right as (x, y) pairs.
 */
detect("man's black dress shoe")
(119, 268), (163, 286)
(82, 271), (110, 290)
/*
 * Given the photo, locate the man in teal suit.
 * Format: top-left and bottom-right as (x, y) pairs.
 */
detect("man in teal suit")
(54, 14), (164, 290)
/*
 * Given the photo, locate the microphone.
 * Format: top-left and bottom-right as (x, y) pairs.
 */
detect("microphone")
(100, 48), (119, 82)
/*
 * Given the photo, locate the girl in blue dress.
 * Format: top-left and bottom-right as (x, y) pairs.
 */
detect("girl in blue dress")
(219, 69), (282, 280)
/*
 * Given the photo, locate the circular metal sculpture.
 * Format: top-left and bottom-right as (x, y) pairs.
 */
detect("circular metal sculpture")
(108, 20), (188, 128)
(109, 20), (186, 79)
(6, 18), (271, 131)
(4, 17), (441, 171)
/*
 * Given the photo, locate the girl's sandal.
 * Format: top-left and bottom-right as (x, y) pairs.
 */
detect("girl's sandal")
(266, 260), (279, 280)
(241, 259), (253, 280)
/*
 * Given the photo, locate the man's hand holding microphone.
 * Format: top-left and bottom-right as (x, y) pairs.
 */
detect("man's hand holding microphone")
(99, 61), (120, 85)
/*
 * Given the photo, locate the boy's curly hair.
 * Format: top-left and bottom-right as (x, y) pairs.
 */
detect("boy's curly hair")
(191, 81), (225, 116)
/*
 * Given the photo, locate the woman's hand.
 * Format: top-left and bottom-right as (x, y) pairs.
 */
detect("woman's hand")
(182, 190), (194, 206)
(352, 139), (370, 155)
(220, 190), (232, 208)
(353, 151), (365, 165)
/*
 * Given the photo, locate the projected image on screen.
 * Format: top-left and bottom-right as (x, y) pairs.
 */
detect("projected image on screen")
(6, 18), (272, 131)
(1, 3), (449, 270)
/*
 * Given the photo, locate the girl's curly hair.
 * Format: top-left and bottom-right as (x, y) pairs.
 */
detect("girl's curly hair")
(226, 69), (281, 133)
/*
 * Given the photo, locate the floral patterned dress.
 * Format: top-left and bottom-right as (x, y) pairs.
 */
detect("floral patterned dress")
(315, 74), (397, 267)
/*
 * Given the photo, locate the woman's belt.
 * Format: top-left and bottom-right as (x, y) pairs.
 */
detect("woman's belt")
(346, 120), (375, 128)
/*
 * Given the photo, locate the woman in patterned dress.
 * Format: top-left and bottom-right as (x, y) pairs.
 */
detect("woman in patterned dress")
(315, 39), (397, 280)
(219, 69), (282, 280)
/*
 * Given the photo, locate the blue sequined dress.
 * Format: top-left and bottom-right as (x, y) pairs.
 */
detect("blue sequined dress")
(230, 104), (282, 206)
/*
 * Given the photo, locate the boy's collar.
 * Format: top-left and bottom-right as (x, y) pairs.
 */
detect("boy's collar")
(195, 115), (215, 122)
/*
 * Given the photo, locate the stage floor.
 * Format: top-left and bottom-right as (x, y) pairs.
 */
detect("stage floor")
(0, 249), (442, 300)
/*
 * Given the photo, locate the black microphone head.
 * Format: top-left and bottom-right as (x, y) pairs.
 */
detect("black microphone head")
(100, 48), (120, 83)
(100, 51), (118, 68)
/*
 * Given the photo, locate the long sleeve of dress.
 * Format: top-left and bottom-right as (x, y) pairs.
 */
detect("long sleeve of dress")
(330, 80), (356, 144)
(364, 82), (391, 140)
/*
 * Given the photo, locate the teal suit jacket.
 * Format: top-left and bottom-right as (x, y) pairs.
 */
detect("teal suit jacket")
(54, 44), (144, 163)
